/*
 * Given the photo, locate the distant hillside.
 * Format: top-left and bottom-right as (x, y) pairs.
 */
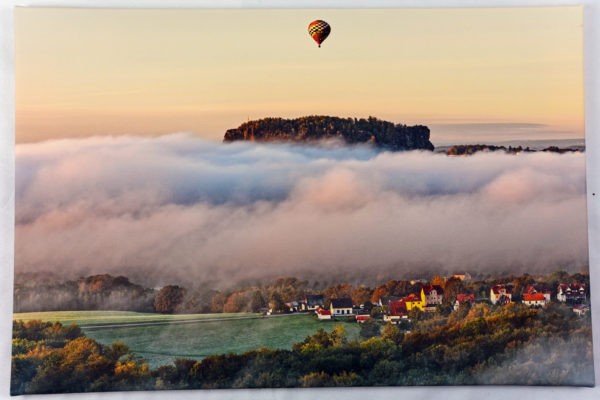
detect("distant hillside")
(442, 144), (584, 156)
(14, 274), (156, 313)
(223, 116), (434, 151)
(13, 270), (590, 315)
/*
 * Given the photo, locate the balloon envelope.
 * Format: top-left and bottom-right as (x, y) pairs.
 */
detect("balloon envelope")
(308, 20), (331, 47)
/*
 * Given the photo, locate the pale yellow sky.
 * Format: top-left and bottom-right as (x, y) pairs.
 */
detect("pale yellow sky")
(15, 7), (584, 144)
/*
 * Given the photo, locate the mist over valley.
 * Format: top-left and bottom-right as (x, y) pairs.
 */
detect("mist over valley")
(14, 132), (588, 289)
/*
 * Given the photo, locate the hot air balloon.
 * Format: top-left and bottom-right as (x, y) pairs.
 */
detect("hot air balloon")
(308, 20), (331, 48)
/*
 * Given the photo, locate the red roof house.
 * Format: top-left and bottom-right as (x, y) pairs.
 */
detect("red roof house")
(523, 292), (548, 307)
(355, 314), (372, 323)
(557, 283), (586, 304)
(422, 284), (444, 306)
(316, 306), (332, 320)
(524, 285), (551, 302)
(384, 299), (408, 323)
(454, 293), (475, 310)
(490, 285), (512, 305)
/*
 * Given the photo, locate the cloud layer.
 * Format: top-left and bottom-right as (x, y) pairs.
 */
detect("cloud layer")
(15, 134), (589, 286)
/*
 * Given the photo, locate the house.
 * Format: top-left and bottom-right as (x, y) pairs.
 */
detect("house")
(377, 296), (402, 307)
(496, 294), (511, 306)
(379, 290), (426, 315)
(355, 313), (372, 323)
(402, 293), (425, 312)
(384, 298), (408, 323)
(422, 285), (444, 306)
(453, 293), (475, 311)
(522, 293), (548, 307)
(557, 283), (586, 304)
(302, 294), (324, 311)
(285, 301), (300, 313)
(524, 285), (551, 302)
(490, 285), (512, 305)
(316, 306), (332, 320)
(330, 298), (354, 316)
(572, 304), (590, 316)
(452, 273), (472, 281)
(360, 301), (376, 313)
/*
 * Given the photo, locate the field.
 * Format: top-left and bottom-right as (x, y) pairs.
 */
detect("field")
(12, 310), (256, 326)
(13, 311), (361, 367)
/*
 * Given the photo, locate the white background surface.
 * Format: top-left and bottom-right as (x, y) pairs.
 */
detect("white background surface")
(1, 1), (599, 399)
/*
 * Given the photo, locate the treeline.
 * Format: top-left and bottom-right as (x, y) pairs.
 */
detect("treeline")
(151, 278), (369, 314)
(445, 144), (583, 156)
(223, 116), (434, 151)
(14, 271), (590, 314)
(14, 274), (156, 313)
(11, 301), (594, 394)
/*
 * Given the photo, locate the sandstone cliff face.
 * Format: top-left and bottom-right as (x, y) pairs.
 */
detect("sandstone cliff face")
(224, 116), (434, 151)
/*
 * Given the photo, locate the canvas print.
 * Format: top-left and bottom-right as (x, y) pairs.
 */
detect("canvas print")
(11, 7), (593, 394)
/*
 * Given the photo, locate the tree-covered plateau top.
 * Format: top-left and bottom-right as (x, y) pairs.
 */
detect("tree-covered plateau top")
(223, 116), (434, 151)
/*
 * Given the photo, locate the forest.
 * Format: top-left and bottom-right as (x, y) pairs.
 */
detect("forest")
(223, 116), (434, 151)
(11, 299), (594, 394)
(444, 144), (583, 156)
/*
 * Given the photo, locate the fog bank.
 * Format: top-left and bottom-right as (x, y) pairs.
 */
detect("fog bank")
(15, 134), (588, 286)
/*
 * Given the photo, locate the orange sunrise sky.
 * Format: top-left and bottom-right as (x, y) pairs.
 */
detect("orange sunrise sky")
(15, 7), (584, 145)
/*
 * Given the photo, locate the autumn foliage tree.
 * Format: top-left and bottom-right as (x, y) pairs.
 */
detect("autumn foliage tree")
(223, 292), (249, 313)
(154, 285), (185, 314)
(11, 321), (149, 395)
(269, 291), (289, 314)
(351, 286), (372, 306)
(431, 275), (446, 287)
(370, 280), (416, 303)
(442, 277), (466, 303)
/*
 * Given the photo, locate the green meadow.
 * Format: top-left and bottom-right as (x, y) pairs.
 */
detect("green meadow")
(13, 311), (360, 368)
(12, 310), (254, 326)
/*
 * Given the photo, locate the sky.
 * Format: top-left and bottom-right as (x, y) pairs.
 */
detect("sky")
(15, 7), (584, 145)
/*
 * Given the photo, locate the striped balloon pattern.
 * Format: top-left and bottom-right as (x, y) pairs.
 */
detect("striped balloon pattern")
(308, 20), (331, 47)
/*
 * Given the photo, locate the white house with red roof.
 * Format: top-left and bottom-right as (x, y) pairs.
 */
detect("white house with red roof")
(490, 285), (512, 305)
(316, 306), (332, 320)
(454, 293), (475, 311)
(384, 298), (409, 323)
(524, 285), (551, 302)
(355, 314), (372, 323)
(523, 292), (548, 307)
(422, 284), (444, 306)
(557, 283), (586, 303)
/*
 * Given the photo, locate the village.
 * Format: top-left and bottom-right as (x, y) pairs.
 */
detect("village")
(269, 273), (590, 325)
